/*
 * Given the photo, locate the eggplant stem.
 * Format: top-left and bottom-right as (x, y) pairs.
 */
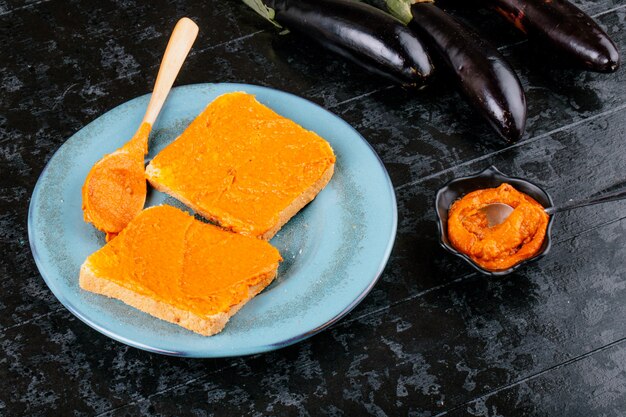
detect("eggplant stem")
(386, 0), (435, 25)
(242, 0), (282, 28)
(386, 0), (413, 24)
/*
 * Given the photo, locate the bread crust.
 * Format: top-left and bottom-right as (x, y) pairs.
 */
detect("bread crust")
(146, 162), (335, 240)
(79, 260), (277, 336)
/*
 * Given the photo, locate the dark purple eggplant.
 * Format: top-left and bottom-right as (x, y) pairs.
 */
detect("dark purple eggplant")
(387, 0), (527, 142)
(242, 0), (434, 86)
(481, 0), (619, 72)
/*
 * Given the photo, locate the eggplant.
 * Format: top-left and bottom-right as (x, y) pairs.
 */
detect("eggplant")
(479, 0), (620, 72)
(387, 0), (527, 142)
(242, 0), (434, 86)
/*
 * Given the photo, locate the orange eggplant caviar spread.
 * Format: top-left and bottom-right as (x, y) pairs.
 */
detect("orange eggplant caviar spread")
(447, 183), (549, 271)
(85, 205), (282, 316)
(146, 92), (336, 239)
(82, 122), (151, 241)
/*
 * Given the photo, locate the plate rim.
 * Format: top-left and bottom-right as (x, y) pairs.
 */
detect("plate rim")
(27, 82), (398, 357)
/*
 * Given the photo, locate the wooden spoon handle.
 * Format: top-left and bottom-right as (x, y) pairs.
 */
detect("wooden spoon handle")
(142, 17), (199, 126)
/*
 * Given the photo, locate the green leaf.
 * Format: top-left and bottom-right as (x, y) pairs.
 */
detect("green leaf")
(242, 0), (282, 28)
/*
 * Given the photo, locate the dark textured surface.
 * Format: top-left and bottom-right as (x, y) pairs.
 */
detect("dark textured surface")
(1, 0), (625, 415)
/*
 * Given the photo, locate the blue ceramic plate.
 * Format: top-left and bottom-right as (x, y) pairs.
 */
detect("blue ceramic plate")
(28, 83), (397, 357)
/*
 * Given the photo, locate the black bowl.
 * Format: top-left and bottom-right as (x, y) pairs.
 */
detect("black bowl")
(435, 166), (555, 276)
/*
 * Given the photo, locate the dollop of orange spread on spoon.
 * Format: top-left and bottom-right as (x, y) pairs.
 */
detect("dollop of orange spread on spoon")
(82, 122), (151, 241)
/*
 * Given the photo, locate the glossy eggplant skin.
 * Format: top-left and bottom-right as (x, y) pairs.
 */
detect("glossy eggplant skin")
(265, 0), (434, 86)
(485, 0), (619, 72)
(408, 2), (526, 142)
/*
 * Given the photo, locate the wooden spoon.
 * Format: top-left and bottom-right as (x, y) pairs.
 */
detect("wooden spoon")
(82, 17), (199, 241)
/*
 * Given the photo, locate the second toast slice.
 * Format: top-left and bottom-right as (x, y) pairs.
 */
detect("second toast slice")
(80, 205), (282, 336)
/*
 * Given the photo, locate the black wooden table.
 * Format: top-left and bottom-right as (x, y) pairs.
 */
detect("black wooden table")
(2, 0), (625, 415)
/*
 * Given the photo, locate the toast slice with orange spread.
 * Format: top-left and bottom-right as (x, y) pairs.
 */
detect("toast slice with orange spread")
(79, 205), (282, 336)
(145, 92), (336, 240)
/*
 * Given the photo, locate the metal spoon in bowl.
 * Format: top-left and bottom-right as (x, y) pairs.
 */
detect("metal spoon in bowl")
(482, 188), (626, 228)
(82, 18), (198, 241)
